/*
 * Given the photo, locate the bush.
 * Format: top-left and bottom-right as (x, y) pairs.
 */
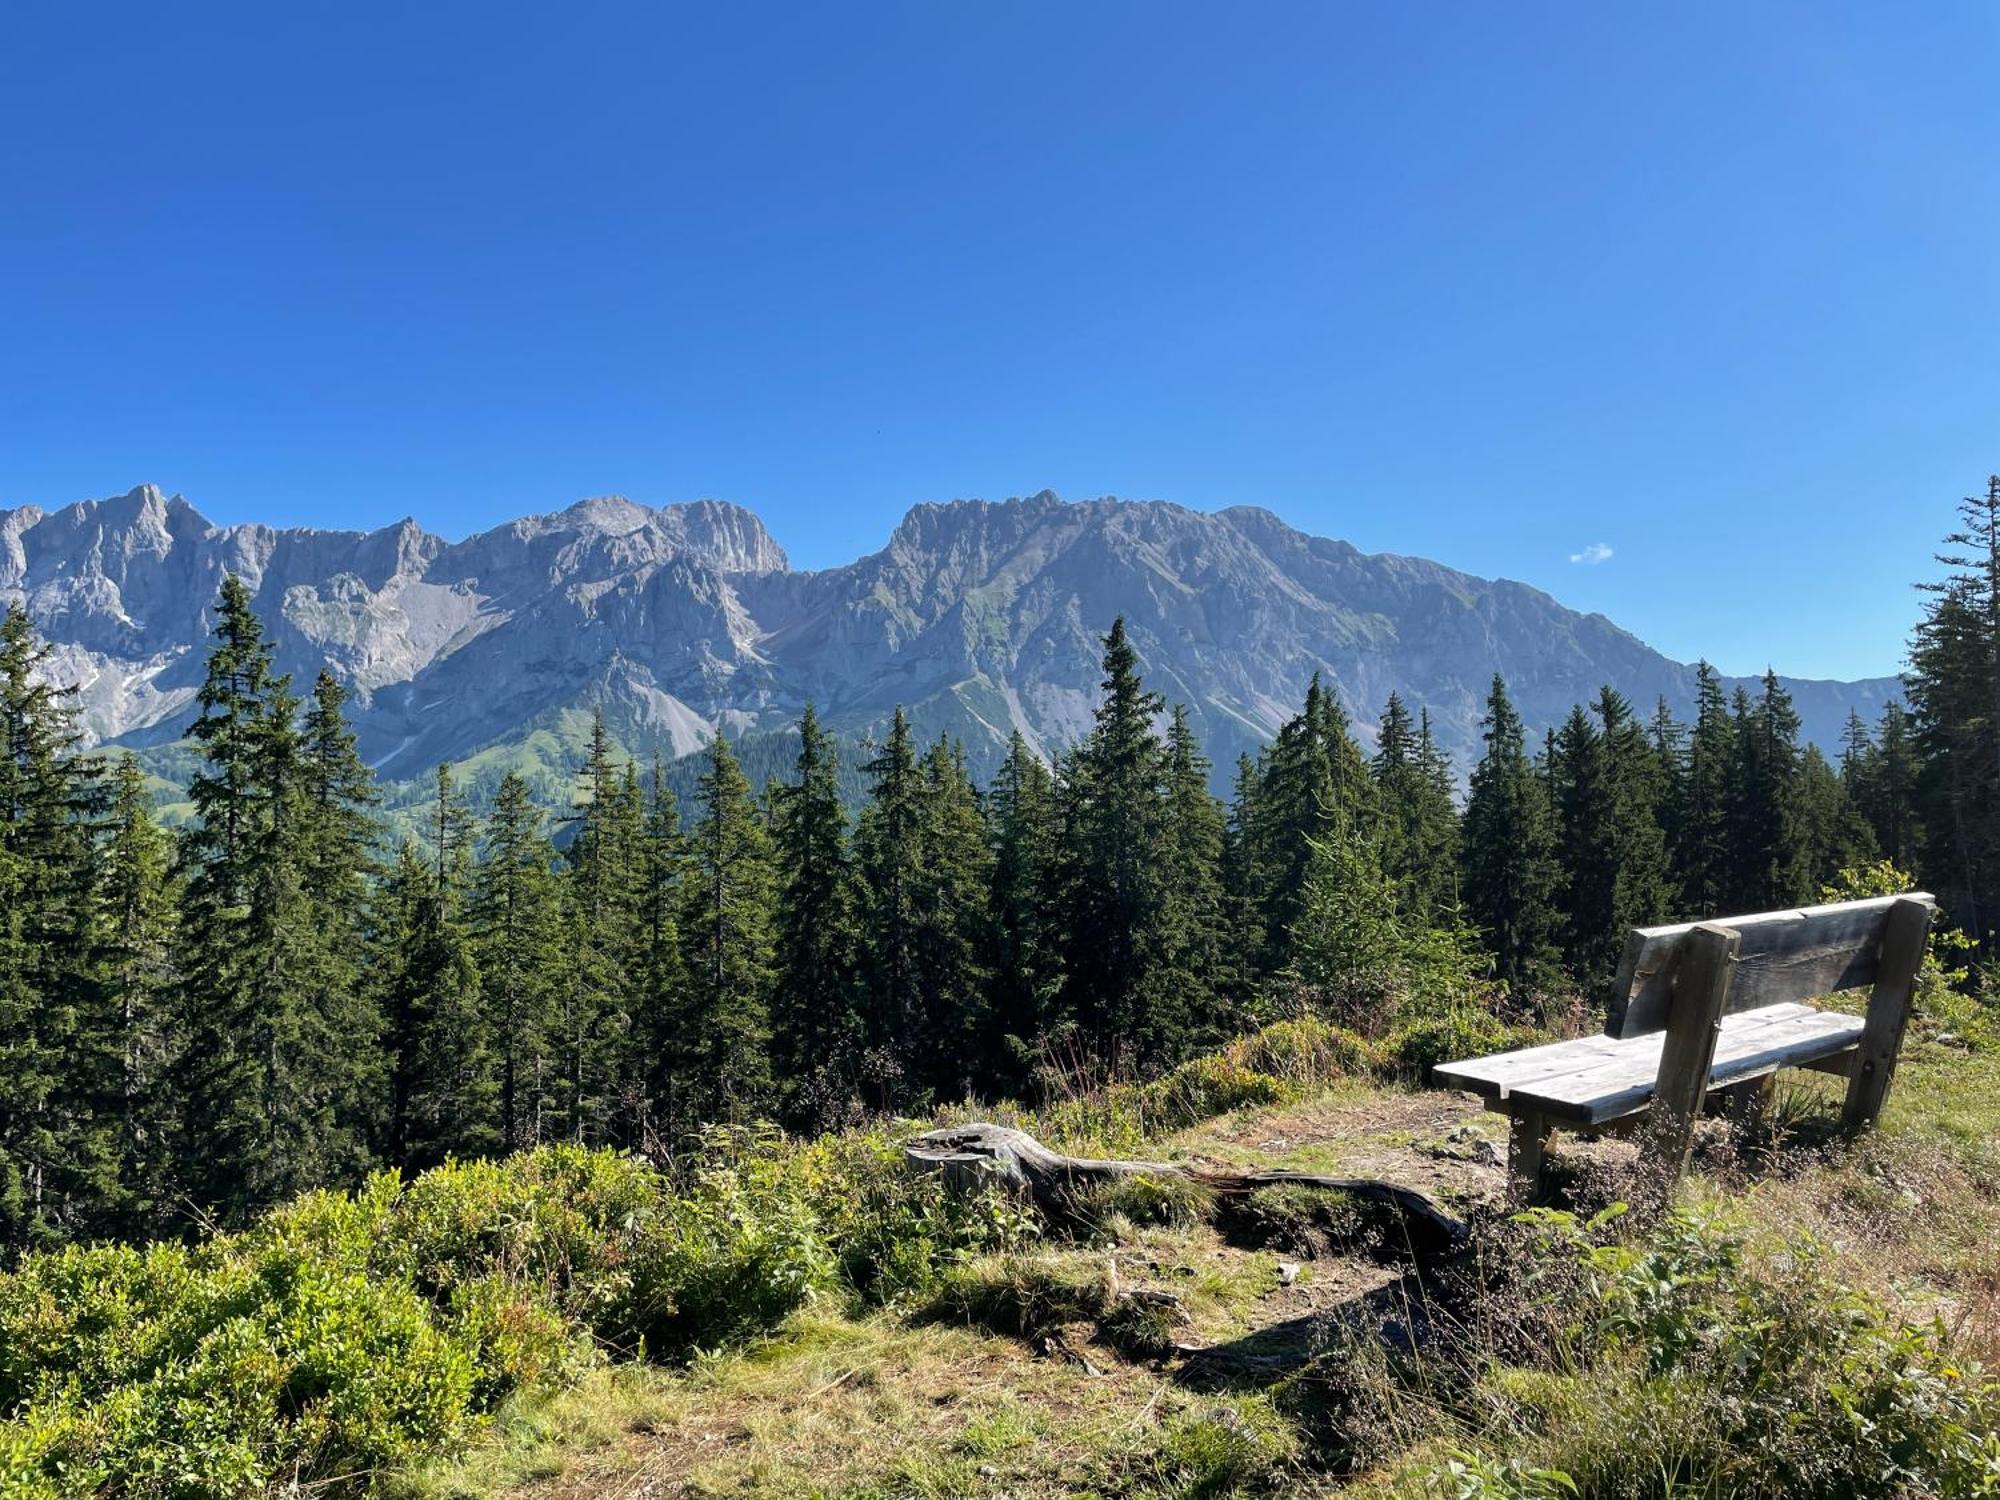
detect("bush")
(0, 1238), (476, 1497)
(0, 1129), (1045, 1494)
(923, 1254), (1109, 1341)
(1388, 1002), (1537, 1080)
(1067, 1174), (1216, 1237)
(626, 1141), (834, 1356)
(779, 1129), (1038, 1307)
(1023, 1015), (1384, 1156)
(1216, 1183), (1367, 1260)
(1384, 1204), (2000, 1498)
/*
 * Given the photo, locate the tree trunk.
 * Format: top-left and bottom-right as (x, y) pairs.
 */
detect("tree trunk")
(905, 1122), (1467, 1257)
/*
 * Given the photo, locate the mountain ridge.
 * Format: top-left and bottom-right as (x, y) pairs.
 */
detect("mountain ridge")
(0, 484), (1899, 805)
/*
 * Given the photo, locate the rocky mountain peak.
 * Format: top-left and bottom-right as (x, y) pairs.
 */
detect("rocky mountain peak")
(1, 485), (1897, 805)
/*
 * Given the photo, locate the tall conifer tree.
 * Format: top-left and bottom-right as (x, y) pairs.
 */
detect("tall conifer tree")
(93, 756), (178, 1234)
(985, 730), (1060, 1082)
(1156, 705), (1229, 1054)
(1675, 663), (1737, 913)
(769, 705), (861, 1123)
(0, 603), (107, 1242)
(175, 578), (370, 1217)
(855, 708), (922, 1100)
(1054, 619), (1173, 1072)
(674, 734), (776, 1125)
(1726, 673), (1811, 910)
(1908, 476), (2000, 947)
(386, 764), (497, 1167)
(1460, 676), (1561, 989)
(470, 773), (563, 1152)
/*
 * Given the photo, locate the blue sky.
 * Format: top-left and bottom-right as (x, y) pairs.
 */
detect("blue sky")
(2, 3), (1993, 681)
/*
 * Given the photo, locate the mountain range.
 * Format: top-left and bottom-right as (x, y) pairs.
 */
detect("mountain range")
(0, 484), (1901, 810)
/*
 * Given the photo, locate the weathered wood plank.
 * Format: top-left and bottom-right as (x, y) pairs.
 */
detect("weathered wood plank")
(1435, 1003), (1821, 1098)
(1650, 923), (1739, 1180)
(1606, 892), (1935, 1039)
(1433, 1030), (1637, 1095)
(1440, 1003), (1865, 1125)
(1841, 896), (1933, 1131)
(1529, 1011), (1862, 1123)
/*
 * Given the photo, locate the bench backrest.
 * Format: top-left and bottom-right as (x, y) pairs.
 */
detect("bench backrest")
(1605, 892), (1937, 1040)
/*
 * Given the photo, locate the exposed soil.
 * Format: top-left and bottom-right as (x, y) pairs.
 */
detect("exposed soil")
(511, 1090), (1509, 1498)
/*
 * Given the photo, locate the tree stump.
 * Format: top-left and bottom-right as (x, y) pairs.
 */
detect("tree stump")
(904, 1122), (1467, 1259)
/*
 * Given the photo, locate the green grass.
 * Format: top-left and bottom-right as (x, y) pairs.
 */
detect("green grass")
(7, 1014), (1996, 1499)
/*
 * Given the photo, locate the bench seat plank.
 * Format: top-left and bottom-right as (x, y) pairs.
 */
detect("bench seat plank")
(1436, 1003), (1864, 1125)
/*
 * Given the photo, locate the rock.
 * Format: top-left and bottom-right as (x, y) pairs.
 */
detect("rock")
(2, 487), (1893, 802)
(1276, 1260), (1302, 1286)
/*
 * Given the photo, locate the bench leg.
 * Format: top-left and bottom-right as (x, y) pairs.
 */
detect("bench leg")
(1508, 1110), (1550, 1203)
(1651, 923), (1740, 1189)
(1842, 896), (1933, 1133)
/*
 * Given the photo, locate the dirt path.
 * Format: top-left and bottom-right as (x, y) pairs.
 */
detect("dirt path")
(506, 1087), (1504, 1498)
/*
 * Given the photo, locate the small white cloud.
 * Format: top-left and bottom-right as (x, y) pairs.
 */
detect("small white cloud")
(1568, 542), (1614, 566)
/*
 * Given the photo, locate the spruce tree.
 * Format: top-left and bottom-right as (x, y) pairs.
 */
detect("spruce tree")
(630, 759), (688, 1147)
(1459, 676), (1561, 990)
(908, 737), (993, 1095)
(175, 578), (369, 1218)
(1248, 674), (1378, 975)
(1676, 663), (1737, 913)
(94, 755), (179, 1234)
(1908, 476), (2000, 948)
(855, 708), (923, 1101)
(1855, 701), (1922, 871)
(769, 705), (862, 1124)
(1795, 743), (1874, 888)
(1550, 689), (1671, 985)
(1649, 697), (1689, 893)
(0, 602), (108, 1244)
(1373, 695), (1460, 921)
(241, 668), (368, 1201)
(1840, 710), (1873, 790)
(385, 764), (497, 1168)
(295, 671), (385, 1159)
(1156, 705), (1229, 1054)
(1726, 673), (1811, 910)
(173, 577), (275, 1215)
(1051, 620), (1169, 1072)
(1220, 753), (1268, 1002)
(470, 772), (564, 1152)
(984, 730), (1060, 1085)
(674, 733), (776, 1127)
(560, 711), (643, 1142)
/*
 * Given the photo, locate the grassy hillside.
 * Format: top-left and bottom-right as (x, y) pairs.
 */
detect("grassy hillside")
(4, 1005), (1997, 1499)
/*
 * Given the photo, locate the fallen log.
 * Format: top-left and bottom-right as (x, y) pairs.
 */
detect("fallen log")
(905, 1122), (1467, 1257)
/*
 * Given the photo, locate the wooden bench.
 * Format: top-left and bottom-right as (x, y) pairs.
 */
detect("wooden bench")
(1436, 893), (1936, 1198)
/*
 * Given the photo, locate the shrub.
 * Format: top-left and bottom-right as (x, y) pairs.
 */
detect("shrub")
(626, 1143), (835, 1357)
(1387, 1002), (1535, 1080)
(0, 1238), (477, 1497)
(1389, 1204), (2000, 1498)
(923, 1254), (1109, 1341)
(1137, 1055), (1296, 1132)
(1216, 1183), (1368, 1260)
(1068, 1174), (1216, 1237)
(0, 1129), (1050, 1494)
(779, 1129), (1038, 1307)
